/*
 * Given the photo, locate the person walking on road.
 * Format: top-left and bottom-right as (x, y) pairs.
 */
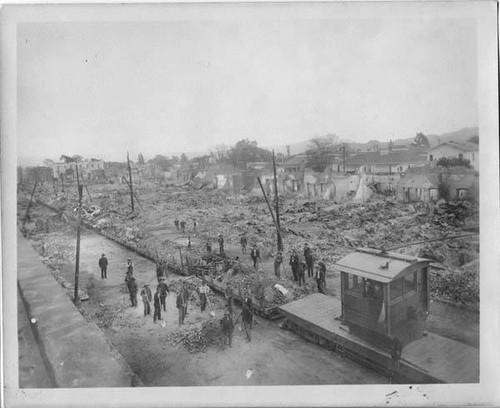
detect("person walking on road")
(289, 249), (300, 282)
(240, 234), (248, 254)
(176, 288), (187, 327)
(126, 276), (138, 307)
(99, 254), (108, 279)
(220, 311), (234, 348)
(218, 234), (225, 254)
(180, 220), (186, 234)
(274, 251), (283, 279)
(157, 277), (170, 312)
(304, 243), (314, 279)
(140, 285), (151, 316)
(199, 280), (210, 312)
(241, 297), (253, 342)
(250, 244), (260, 270)
(153, 287), (162, 323)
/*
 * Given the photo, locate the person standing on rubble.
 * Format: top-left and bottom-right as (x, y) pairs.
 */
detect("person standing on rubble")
(250, 244), (260, 270)
(218, 234), (225, 254)
(315, 261), (327, 294)
(199, 279), (210, 312)
(126, 258), (134, 276)
(157, 277), (169, 312)
(98, 253), (108, 279)
(304, 243), (314, 279)
(289, 249), (300, 282)
(206, 241), (212, 253)
(182, 283), (190, 317)
(176, 287), (187, 327)
(193, 219), (197, 235)
(274, 251), (283, 279)
(240, 233), (248, 254)
(153, 286), (162, 323)
(174, 217), (179, 231)
(187, 236), (192, 249)
(220, 311), (234, 348)
(126, 276), (138, 307)
(180, 220), (186, 234)
(140, 285), (151, 316)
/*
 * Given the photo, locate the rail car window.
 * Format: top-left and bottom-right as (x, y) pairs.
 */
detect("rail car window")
(390, 278), (403, 300)
(346, 274), (364, 295)
(404, 271), (417, 295)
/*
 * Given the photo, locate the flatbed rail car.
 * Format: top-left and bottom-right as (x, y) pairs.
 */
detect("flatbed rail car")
(278, 248), (479, 384)
(206, 279), (282, 320)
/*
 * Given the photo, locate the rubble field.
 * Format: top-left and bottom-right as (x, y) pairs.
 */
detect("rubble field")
(22, 179), (479, 310)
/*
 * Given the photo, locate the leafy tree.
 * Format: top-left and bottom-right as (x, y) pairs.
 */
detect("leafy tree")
(413, 132), (430, 148)
(148, 154), (171, 171)
(137, 153), (145, 165)
(211, 144), (228, 164)
(227, 139), (272, 170)
(180, 153), (188, 163)
(305, 134), (340, 172)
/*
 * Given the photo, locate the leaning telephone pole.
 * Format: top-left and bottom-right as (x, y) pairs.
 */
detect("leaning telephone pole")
(127, 151), (135, 212)
(272, 150), (283, 252)
(74, 164), (83, 305)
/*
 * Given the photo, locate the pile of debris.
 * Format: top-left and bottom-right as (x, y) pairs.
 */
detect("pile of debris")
(94, 304), (127, 329)
(168, 319), (221, 353)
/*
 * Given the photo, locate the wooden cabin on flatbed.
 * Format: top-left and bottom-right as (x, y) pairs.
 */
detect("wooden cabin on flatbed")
(335, 248), (431, 348)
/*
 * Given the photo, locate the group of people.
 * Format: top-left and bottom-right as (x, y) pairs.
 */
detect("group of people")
(220, 284), (253, 348)
(174, 217), (197, 235)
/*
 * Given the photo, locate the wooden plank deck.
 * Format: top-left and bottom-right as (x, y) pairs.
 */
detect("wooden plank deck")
(279, 294), (479, 384)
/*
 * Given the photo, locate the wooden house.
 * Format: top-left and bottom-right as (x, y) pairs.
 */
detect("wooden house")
(335, 248), (431, 347)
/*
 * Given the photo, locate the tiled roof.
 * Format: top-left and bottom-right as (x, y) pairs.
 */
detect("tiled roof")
(345, 151), (427, 166)
(428, 141), (479, 152)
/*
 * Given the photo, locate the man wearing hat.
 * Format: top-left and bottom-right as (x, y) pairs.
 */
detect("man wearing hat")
(315, 261), (327, 294)
(126, 276), (138, 307)
(156, 277), (170, 312)
(140, 285), (151, 316)
(250, 244), (260, 270)
(220, 310), (234, 348)
(289, 249), (300, 282)
(274, 251), (283, 279)
(304, 243), (314, 279)
(98, 253), (108, 279)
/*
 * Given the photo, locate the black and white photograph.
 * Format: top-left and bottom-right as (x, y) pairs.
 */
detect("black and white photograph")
(1, 1), (499, 407)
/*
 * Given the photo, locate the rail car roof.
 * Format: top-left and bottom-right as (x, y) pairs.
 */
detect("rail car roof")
(334, 248), (431, 283)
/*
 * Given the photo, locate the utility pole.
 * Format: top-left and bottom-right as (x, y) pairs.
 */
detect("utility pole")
(74, 164), (83, 305)
(343, 143), (346, 175)
(127, 151), (135, 212)
(272, 151), (283, 252)
(257, 177), (279, 231)
(22, 180), (38, 230)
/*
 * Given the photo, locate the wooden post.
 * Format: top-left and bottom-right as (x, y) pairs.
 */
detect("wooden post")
(272, 151), (283, 252)
(257, 177), (279, 232)
(179, 247), (184, 272)
(384, 284), (391, 336)
(74, 164), (83, 305)
(127, 151), (135, 212)
(22, 180), (39, 229)
(343, 143), (346, 175)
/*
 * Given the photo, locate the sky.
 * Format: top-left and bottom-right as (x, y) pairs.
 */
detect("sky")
(17, 11), (478, 165)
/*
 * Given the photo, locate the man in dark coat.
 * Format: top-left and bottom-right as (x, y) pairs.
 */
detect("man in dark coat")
(240, 234), (248, 254)
(176, 288), (187, 327)
(174, 217), (179, 231)
(180, 220), (186, 234)
(153, 287), (162, 322)
(140, 285), (151, 316)
(199, 280), (210, 312)
(250, 244), (260, 270)
(316, 261), (327, 294)
(274, 251), (283, 279)
(206, 241), (212, 253)
(289, 249), (300, 282)
(98, 254), (108, 279)
(304, 243), (314, 279)
(298, 260), (306, 286)
(157, 278), (170, 312)
(126, 276), (138, 307)
(220, 311), (234, 348)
